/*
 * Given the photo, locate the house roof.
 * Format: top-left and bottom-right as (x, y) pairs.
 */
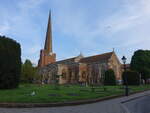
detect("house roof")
(56, 57), (76, 64)
(39, 57), (78, 74)
(80, 52), (113, 63)
(45, 57), (79, 68)
(41, 52), (114, 70)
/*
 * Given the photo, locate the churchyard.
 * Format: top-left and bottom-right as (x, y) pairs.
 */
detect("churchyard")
(0, 36), (150, 104)
(0, 84), (149, 103)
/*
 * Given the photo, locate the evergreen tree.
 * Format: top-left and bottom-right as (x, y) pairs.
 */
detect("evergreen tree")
(0, 36), (21, 89)
(104, 69), (116, 85)
(131, 50), (150, 82)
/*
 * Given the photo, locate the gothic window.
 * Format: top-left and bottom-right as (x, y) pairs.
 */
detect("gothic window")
(82, 71), (86, 79)
(62, 69), (67, 79)
(68, 69), (72, 82)
(74, 66), (79, 81)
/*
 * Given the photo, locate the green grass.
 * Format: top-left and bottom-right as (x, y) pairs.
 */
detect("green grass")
(0, 84), (149, 103)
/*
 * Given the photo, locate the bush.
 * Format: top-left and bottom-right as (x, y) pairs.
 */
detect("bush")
(104, 69), (116, 85)
(0, 36), (21, 89)
(122, 70), (140, 85)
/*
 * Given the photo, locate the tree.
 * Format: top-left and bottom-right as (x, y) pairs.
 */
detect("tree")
(0, 36), (21, 89)
(122, 70), (140, 85)
(104, 69), (116, 85)
(21, 59), (38, 83)
(130, 50), (150, 82)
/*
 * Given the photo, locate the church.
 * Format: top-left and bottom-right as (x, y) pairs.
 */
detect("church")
(38, 12), (122, 85)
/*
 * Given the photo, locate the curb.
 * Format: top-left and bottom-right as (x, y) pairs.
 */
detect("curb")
(0, 89), (149, 108)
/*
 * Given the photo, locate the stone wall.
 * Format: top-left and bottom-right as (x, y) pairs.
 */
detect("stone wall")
(108, 53), (122, 80)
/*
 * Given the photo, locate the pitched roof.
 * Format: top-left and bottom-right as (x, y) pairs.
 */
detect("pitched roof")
(39, 57), (77, 74)
(45, 57), (79, 67)
(80, 52), (113, 63)
(56, 57), (76, 64)
(41, 52), (114, 70)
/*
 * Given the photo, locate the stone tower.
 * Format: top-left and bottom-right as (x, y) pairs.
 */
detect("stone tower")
(38, 11), (56, 67)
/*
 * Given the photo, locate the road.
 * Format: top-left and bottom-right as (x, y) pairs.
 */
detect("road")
(123, 95), (150, 113)
(0, 90), (150, 113)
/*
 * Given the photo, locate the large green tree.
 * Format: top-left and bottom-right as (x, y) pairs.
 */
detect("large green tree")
(0, 36), (21, 89)
(21, 59), (38, 83)
(130, 50), (150, 82)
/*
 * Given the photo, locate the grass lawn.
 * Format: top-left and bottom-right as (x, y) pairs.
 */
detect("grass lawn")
(0, 84), (149, 103)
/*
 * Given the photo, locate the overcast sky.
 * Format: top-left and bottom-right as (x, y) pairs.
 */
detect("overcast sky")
(0, 0), (150, 65)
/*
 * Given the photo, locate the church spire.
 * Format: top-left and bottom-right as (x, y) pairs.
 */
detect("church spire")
(38, 11), (56, 67)
(44, 11), (53, 53)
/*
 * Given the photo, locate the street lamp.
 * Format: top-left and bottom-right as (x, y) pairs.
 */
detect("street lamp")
(121, 56), (129, 96)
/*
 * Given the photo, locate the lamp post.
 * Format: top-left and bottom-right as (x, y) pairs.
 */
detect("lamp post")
(122, 56), (129, 96)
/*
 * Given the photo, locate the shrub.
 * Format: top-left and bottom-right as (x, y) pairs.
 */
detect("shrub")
(104, 69), (116, 85)
(122, 70), (140, 85)
(0, 36), (21, 89)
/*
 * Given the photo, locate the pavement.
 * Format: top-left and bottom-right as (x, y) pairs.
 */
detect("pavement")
(0, 90), (150, 113)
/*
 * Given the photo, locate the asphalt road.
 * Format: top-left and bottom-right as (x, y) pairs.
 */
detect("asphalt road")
(0, 91), (149, 113)
(123, 95), (150, 113)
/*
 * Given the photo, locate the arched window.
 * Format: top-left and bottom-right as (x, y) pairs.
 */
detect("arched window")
(62, 69), (67, 79)
(82, 71), (86, 79)
(68, 69), (72, 82)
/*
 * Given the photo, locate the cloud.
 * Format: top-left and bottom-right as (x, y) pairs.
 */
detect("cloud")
(66, 0), (150, 37)
(51, 0), (150, 63)
(1, 0), (150, 64)
(89, 0), (150, 36)
(0, 0), (46, 64)
(18, 0), (45, 10)
(0, 22), (10, 35)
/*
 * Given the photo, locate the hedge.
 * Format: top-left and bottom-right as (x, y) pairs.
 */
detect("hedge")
(122, 70), (140, 85)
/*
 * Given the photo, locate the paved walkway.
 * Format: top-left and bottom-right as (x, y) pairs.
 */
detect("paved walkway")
(0, 90), (150, 113)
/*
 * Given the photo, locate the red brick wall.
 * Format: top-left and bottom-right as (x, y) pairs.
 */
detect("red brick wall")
(38, 50), (56, 67)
